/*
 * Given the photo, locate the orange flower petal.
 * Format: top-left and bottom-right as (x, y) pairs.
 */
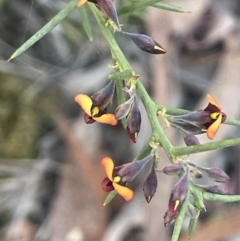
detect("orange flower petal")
(102, 157), (114, 181)
(113, 182), (134, 201)
(94, 113), (118, 125)
(207, 94), (221, 110)
(207, 114), (222, 140)
(77, 0), (88, 7)
(75, 94), (92, 116)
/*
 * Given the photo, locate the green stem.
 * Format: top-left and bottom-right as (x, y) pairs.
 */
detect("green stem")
(172, 138), (240, 156)
(136, 82), (173, 158)
(203, 192), (240, 202)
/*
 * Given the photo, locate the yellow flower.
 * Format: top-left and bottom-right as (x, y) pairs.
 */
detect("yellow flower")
(204, 94), (226, 139)
(102, 157), (134, 201)
(75, 94), (117, 125)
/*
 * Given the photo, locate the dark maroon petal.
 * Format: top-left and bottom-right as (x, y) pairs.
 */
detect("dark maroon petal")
(204, 102), (220, 113)
(101, 177), (114, 192)
(221, 112), (227, 123)
(84, 113), (96, 124)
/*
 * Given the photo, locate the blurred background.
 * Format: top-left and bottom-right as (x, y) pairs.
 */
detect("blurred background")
(1, 0), (240, 240)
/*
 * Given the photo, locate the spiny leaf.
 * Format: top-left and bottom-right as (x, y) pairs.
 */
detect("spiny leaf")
(8, 0), (79, 61)
(118, 0), (163, 16)
(79, 3), (93, 41)
(151, 2), (190, 13)
(103, 190), (117, 206)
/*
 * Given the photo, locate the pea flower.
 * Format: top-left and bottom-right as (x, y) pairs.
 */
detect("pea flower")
(166, 94), (227, 140)
(75, 80), (117, 125)
(164, 169), (189, 226)
(122, 31), (166, 54)
(101, 154), (153, 201)
(203, 94), (227, 139)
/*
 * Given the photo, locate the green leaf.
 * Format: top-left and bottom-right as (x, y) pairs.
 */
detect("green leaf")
(188, 209), (201, 237)
(79, 4), (93, 41)
(103, 190), (117, 206)
(151, 2), (190, 13)
(8, 0), (79, 61)
(118, 0), (163, 16)
(171, 190), (190, 241)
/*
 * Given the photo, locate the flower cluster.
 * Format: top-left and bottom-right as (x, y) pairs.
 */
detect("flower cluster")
(162, 160), (230, 227)
(100, 152), (231, 228)
(77, 0), (166, 54)
(73, 1), (233, 235)
(75, 78), (143, 143)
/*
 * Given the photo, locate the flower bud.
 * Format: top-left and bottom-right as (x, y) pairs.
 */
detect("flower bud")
(91, 80), (115, 110)
(162, 164), (184, 176)
(143, 164), (158, 203)
(97, 0), (121, 30)
(198, 167), (230, 183)
(196, 184), (229, 195)
(126, 97), (141, 143)
(171, 169), (189, 205)
(165, 169), (190, 227)
(183, 133), (200, 146)
(115, 97), (134, 120)
(122, 31), (166, 54)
